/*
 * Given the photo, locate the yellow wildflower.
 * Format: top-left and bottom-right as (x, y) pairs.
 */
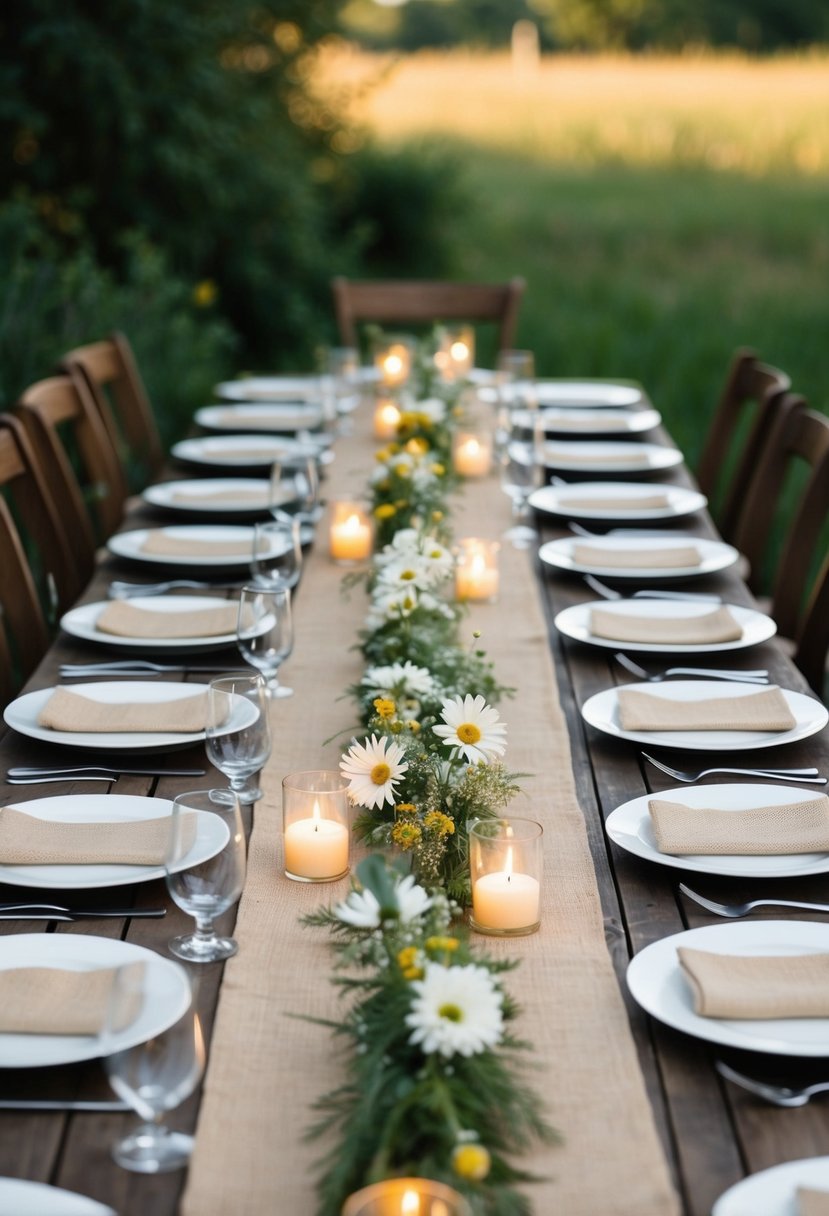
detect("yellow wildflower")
(394, 462), (411, 478)
(405, 719), (421, 734)
(452, 1143), (491, 1181)
(192, 279), (218, 307)
(425, 936), (459, 954)
(391, 821), (422, 850)
(373, 697), (396, 719)
(424, 810), (455, 837)
(431, 463), (445, 476)
(374, 503), (396, 520)
(394, 802), (418, 815)
(397, 946), (423, 981)
(405, 437), (429, 456)
(432, 510), (444, 522)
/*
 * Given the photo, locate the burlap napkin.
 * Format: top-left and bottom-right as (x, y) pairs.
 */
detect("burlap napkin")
(0, 805), (198, 865)
(171, 488), (270, 507)
(798, 1189), (829, 1216)
(617, 685), (796, 732)
(648, 795), (829, 855)
(0, 960), (145, 1034)
(573, 542), (702, 569)
(558, 492), (671, 512)
(547, 446), (653, 467)
(544, 413), (630, 432)
(590, 605), (743, 645)
(140, 531), (253, 558)
(96, 599), (239, 639)
(677, 946), (829, 1018)
(37, 686), (210, 733)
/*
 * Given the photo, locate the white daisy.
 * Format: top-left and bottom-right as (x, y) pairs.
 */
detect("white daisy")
(368, 586), (420, 621)
(432, 694), (507, 764)
(362, 661), (437, 701)
(415, 397), (447, 424)
(375, 555), (435, 592)
(333, 873), (431, 928)
(405, 962), (504, 1058)
(395, 874), (432, 922)
(340, 734), (409, 809)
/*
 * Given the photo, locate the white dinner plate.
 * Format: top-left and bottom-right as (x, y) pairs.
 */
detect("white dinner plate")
(513, 406), (660, 436)
(142, 477), (277, 516)
(529, 481), (707, 521)
(581, 680), (828, 752)
(170, 434), (314, 469)
(712, 1156), (829, 1216)
(541, 440), (683, 474)
(0, 1178), (116, 1216)
(481, 379), (644, 407)
(538, 535), (738, 580)
(3, 680), (258, 751)
(61, 595), (240, 652)
(108, 525), (257, 568)
(215, 375), (319, 401)
(627, 920), (829, 1056)
(606, 784), (829, 879)
(0, 794), (228, 890)
(554, 599), (777, 654)
(195, 402), (324, 433)
(0, 934), (191, 1068)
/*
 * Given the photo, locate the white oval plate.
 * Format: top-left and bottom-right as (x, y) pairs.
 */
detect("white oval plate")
(61, 595), (239, 652)
(529, 481), (707, 521)
(554, 599), (776, 654)
(606, 784), (829, 879)
(539, 535), (738, 580)
(0, 794), (228, 889)
(170, 434), (313, 468)
(142, 477), (275, 516)
(481, 380), (644, 407)
(0, 934), (191, 1068)
(581, 680), (828, 752)
(3, 680), (257, 751)
(513, 406), (660, 436)
(195, 402), (323, 433)
(0, 1178), (116, 1216)
(541, 440), (683, 474)
(627, 920), (829, 1056)
(108, 525), (256, 568)
(712, 1156), (829, 1216)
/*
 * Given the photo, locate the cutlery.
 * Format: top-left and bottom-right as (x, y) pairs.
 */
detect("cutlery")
(59, 660), (239, 676)
(715, 1061), (829, 1107)
(614, 653), (768, 684)
(0, 1098), (132, 1112)
(679, 883), (829, 918)
(0, 905), (166, 920)
(108, 579), (247, 599)
(570, 521), (695, 540)
(641, 751), (826, 784)
(583, 574), (722, 603)
(7, 765), (206, 779)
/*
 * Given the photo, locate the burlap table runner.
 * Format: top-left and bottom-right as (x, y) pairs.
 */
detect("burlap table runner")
(182, 407), (678, 1216)
(0, 961), (144, 1034)
(96, 600), (240, 639)
(648, 795), (829, 855)
(677, 947), (829, 1019)
(618, 685), (796, 732)
(0, 805), (197, 865)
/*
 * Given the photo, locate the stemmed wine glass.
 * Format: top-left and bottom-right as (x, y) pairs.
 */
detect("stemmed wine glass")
(495, 348), (537, 412)
(251, 515), (302, 591)
(499, 415), (544, 549)
(165, 787), (247, 963)
(205, 673), (271, 805)
(102, 966), (206, 1173)
(237, 585), (294, 699)
(269, 456), (320, 529)
(317, 345), (360, 434)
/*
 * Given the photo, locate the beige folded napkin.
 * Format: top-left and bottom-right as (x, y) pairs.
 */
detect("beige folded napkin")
(544, 413), (630, 432)
(590, 605), (743, 645)
(0, 805), (197, 865)
(140, 531), (252, 558)
(558, 492), (671, 512)
(573, 542), (702, 569)
(547, 446), (652, 467)
(37, 686), (210, 733)
(171, 488), (270, 507)
(617, 685), (796, 732)
(215, 410), (312, 431)
(0, 960), (145, 1035)
(677, 946), (829, 1019)
(205, 445), (279, 461)
(96, 599), (239, 639)
(798, 1188), (829, 1216)
(648, 795), (829, 855)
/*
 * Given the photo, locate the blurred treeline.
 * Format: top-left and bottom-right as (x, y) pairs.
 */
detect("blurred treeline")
(343, 0), (829, 52)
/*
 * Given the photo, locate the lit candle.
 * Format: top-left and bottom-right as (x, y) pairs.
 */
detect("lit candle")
(455, 538), (499, 603)
(472, 846), (540, 932)
(375, 342), (413, 388)
(374, 399), (402, 441)
(342, 1177), (471, 1216)
(452, 431), (492, 477)
(435, 326), (475, 382)
(284, 799), (349, 881)
(330, 502), (373, 563)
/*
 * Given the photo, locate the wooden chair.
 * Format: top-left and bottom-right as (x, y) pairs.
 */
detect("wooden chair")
(61, 331), (164, 489)
(696, 349), (792, 541)
(793, 551), (829, 698)
(331, 276), (525, 353)
(14, 370), (127, 549)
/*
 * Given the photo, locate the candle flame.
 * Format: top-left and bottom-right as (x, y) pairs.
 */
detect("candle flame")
(344, 513), (362, 534)
(384, 354), (403, 376)
(471, 553), (486, 577)
(505, 845), (514, 880)
(464, 438), (481, 456)
(312, 799), (322, 831)
(450, 339), (470, 361)
(401, 1191), (420, 1215)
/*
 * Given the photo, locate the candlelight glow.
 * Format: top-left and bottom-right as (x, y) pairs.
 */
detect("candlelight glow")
(401, 1191), (420, 1215)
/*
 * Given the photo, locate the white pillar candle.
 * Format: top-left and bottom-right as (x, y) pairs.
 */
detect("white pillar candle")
(473, 868), (540, 932)
(330, 503), (373, 563)
(284, 800), (349, 880)
(452, 432), (492, 478)
(373, 399), (402, 440)
(375, 342), (413, 388)
(455, 538), (499, 603)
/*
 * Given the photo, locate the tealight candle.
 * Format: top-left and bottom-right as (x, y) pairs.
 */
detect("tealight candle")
(452, 430), (493, 478)
(373, 337), (415, 388)
(283, 771), (350, 883)
(374, 398), (402, 441)
(454, 538), (499, 603)
(469, 818), (542, 936)
(434, 325), (475, 383)
(330, 500), (373, 564)
(341, 1177), (472, 1216)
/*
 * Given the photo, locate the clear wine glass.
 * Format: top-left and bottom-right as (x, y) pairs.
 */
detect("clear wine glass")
(205, 674), (271, 805)
(165, 787), (247, 963)
(102, 966), (205, 1173)
(495, 348), (537, 413)
(269, 455), (320, 529)
(499, 417), (544, 549)
(237, 584), (294, 699)
(251, 515), (302, 591)
(318, 345), (360, 434)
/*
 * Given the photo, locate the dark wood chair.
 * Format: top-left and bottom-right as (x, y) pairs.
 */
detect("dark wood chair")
(331, 276), (525, 353)
(793, 551), (829, 698)
(61, 331), (165, 489)
(696, 349), (792, 540)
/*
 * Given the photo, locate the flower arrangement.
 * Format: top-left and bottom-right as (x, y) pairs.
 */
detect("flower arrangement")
(304, 856), (557, 1216)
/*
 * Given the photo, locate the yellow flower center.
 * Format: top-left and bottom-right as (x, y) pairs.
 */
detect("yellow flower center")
(438, 1003), (463, 1023)
(371, 762), (391, 785)
(399, 568), (417, 581)
(457, 723), (482, 744)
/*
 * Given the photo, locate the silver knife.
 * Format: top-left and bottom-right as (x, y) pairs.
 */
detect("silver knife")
(0, 1098), (131, 1112)
(0, 908), (166, 920)
(7, 766), (206, 778)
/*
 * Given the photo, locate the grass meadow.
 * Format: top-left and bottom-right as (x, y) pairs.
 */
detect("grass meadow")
(318, 50), (829, 482)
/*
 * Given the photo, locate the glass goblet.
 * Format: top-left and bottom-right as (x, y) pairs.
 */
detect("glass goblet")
(102, 967), (205, 1173)
(251, 515), (302, 591)
(237, 584), (294, 699)
(165, 788), (247, 963)
(318, 344), (360, 433)
(499, 422), (544, 550)
(269, 455), (320, 529)
(495, 348), (537, 413)
(205, 673), (271, 805)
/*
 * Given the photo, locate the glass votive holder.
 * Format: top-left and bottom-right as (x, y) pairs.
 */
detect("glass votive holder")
(329, 499), (374, 564)
(434, 324), (475, 382)
(469, 818), (542, 936)
(282, 770), (350, 883)
(373, 335), (417, 389)
(451, 429), (493, 478)
(454, 538), (499, 603)
(341, 1177), (473, 1216)
(373, 397), (402, 441)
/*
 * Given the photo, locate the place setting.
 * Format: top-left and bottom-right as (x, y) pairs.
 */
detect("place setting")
(538, 532), (739, 579)
(553, 596), (778, 653)
(193, 401), (325, 434)
(169, 432), (325, 471)
(141, 476), (275, 518)
(529, 478), (708, 522)
(540, 438), (685, 474)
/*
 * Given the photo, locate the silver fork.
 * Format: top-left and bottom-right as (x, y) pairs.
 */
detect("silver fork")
(715, 1061), (829, 1107)
(680, 883), (829, 918)
(570, 521), (696, 540)
(59, 660), (237, 677)
(641, 751), (826, 784)
(583, 573), (722, 604)
(108, 579), (246, 599)
(614, 653), (768, 684)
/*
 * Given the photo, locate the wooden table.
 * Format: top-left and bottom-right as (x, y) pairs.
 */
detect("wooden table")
(1, 423), (828, 1216)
